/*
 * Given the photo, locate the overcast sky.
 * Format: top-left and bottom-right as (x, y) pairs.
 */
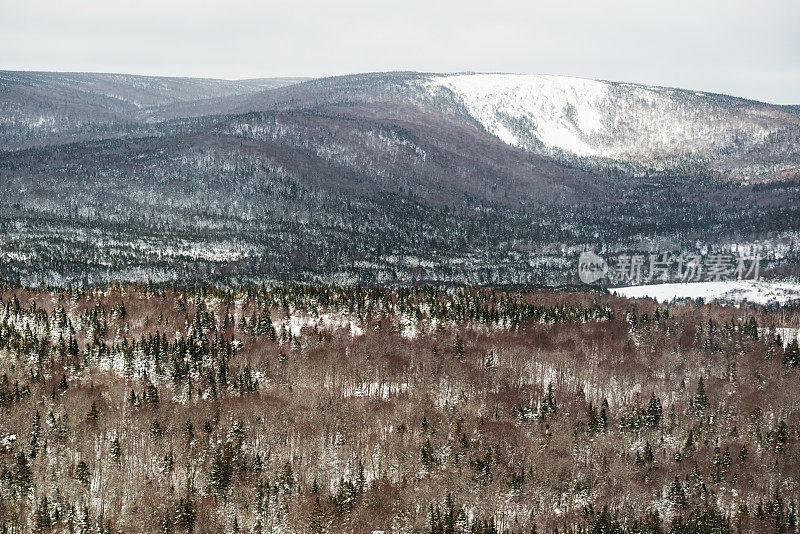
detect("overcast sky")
(1, 0), (798, 104)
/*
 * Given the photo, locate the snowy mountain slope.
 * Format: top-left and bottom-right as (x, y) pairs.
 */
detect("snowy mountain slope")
(423, 73), (800, 179)
(425, 74), (611, 157)
(181, 71), (799, 181)
(0, 71), (308, 150)
(1, 70), (798, 181)
(0, 71), (306, 108)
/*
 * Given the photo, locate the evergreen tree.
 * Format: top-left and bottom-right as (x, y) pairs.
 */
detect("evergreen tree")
(540, 383), (557, 417)
(308, 497), (325, 534)
(784, 339), (800, 367)
(646, 393), (663, 428)
(14, 451), (32, 495)
(209, 441), (235, 497)
(668, 477), (687, 508)
(694, 377), (709, 411)
(421, 438), (437, 469)
(33, 497), (51, 532)
(110, 437), (121, 463)
(76, 460), (91, 488)
(174, 496), (195, 533)
(144, 383), (160, 406)
(30, 410), (41, 458)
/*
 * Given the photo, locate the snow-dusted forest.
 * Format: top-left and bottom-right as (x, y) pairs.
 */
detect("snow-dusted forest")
(0, 282), (799, 532)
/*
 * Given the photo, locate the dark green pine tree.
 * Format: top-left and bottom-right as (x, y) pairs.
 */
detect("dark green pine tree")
(646, 392), (663, 428)
(454, 333), (464, 357)
(86, 402), (99, 421)
(745, 316), (759, 339)
(308, 497), (325, 534)
(540, 383), (557, 417)
(599, 407), (608, 431)
(174, 495), (196, 533)
(30, 410), (42, 458)
(144, 383), (159, 407)
(772, 419), (788, 452)
(668, 477), (688, 508)
(76, 461), (91, 488)
(421, 438), (437, 468)
(110, 437), (121, 463)
(643, 441), (655, 464)
(33, 497), (52, 532)
(694, 377), (710, 411)
(356, 460), (366, 494)
(209, 442), (234, 497)
(784, 339), (800, 367)
(80, 506), (91, 533)
(587, 402), (599, 433)
(183, 420), (195, 445)
(14, 451), (32, 496)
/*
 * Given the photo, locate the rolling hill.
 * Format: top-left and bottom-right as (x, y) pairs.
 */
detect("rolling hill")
(0, 71), (308, 150)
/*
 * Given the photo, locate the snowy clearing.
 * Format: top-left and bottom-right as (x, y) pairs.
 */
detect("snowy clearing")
(611, 280), (800, 306)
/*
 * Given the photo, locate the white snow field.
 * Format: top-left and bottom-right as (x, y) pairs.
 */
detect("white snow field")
(427, 74), (609, 157)
(611, 280), (800, 306)
(424, 73), (785, 167)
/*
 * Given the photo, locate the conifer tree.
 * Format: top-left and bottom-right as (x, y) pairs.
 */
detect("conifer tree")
(86, 402), (99, 421)
(784, 339), (800, 367)
(694, 377), (709, 411)
(29, 410), (41, 459)
(76, 461), (91, 488)
(646, 393), (663, 428)
(174, 496), (195, 533)
(14, 451), (32, 495)
(110, 437), (121, 463)
(209, 442), (234, 497)
(540, 383), (557, 417)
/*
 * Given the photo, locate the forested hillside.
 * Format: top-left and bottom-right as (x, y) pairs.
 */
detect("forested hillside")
(2, 71), (800, 287)
(0, 71), (307, 150)
(1, 283), (799, 532)
(1, 117), (799, 287)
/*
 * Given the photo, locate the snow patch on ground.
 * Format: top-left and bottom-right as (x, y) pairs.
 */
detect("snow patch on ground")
(348, 381), (409, 399)
(278, 312), (363, 338)
(612, 280), (800, 306)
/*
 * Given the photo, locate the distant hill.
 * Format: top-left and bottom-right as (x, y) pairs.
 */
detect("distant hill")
(0, 71), (309, 150)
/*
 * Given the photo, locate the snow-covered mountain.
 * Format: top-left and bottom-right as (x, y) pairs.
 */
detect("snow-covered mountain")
(422, 73), (800, 179)
(3, 70), (798, 182)
(179, 71), (799, 181)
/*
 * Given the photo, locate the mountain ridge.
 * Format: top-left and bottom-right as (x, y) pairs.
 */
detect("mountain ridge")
(3, 70), (797, 184)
